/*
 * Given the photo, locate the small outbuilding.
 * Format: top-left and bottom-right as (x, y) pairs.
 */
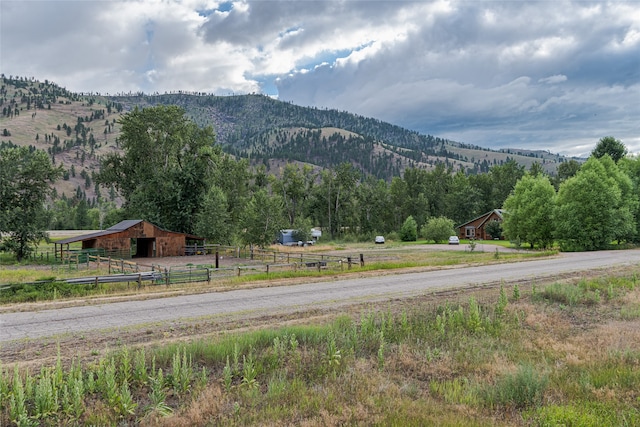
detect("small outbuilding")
(456, 209), (505, 240)
(54, 220), (205, 259)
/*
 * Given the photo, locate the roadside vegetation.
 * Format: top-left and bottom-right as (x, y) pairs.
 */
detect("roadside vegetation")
(1, 271), (639, 426)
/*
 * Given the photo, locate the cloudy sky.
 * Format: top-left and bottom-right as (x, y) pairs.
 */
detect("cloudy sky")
(1, 1), (638, 157)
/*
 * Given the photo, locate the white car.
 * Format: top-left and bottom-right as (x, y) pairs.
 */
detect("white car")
(448, 236), (460, 245)
(375, 235), (385, 244)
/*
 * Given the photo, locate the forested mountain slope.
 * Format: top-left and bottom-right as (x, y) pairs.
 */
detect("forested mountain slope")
(1, 75), (573, 204)
(117, 92), (567, 178)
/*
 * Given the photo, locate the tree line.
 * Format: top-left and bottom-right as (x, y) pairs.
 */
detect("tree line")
(0, 105), (636, 260)
(502, 137), (638, 251)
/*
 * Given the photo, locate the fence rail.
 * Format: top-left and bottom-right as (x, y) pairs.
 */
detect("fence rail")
(185, 244), (349, 266)
(0, 257), (356, 292)
(3, 245), (365, 293)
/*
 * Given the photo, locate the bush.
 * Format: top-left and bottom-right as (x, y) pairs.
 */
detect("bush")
(385, 231), (399, 242)
(482, 364), (548, 409)
(540, 281), (602, 306)
(485, 220), (502, 240)
(399, 216), (418, 241)
(422, 217), (455, 243)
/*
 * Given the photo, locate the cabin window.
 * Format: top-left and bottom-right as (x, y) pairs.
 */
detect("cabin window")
(465, 227), (476, 237)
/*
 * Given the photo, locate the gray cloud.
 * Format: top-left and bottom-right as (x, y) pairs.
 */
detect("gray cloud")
(1, 0), (638, 156)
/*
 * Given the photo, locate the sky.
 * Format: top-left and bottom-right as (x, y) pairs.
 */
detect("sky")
(1, 1), (638, 157)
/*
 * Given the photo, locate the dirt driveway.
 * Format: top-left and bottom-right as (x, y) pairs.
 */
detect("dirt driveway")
(131, 242), (518, 270)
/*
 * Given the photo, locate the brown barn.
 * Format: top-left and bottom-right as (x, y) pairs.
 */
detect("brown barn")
(456, 209), (505, 240)
(54, 220), (205, 259)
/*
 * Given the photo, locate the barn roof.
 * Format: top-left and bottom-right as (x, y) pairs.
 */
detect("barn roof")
(54, 227), (124, 245)
(107, 219), (143, 231)
(53, 220), (201, 245)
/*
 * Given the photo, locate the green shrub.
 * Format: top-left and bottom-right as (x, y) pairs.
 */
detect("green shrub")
(482, 364), (548, 409)
(422, 216), (455, 243)
(541, 282), (600, 306)
(399, 216), (418, 241)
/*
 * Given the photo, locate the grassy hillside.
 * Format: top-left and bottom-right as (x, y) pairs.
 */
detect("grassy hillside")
(0, 76), (124, 202)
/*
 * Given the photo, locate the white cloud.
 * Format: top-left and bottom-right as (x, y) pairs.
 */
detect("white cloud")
(539, 75), (568, 85)
(1, 0), (638, 155)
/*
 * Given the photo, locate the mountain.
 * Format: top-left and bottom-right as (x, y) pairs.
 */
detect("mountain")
(115, 92), (569, 177)
(0, 75), (574, 201)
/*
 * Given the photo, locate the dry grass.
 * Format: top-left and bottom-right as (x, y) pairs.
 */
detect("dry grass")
(0, 81), (123, 200)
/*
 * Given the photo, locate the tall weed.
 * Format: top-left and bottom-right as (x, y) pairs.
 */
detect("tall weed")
(482, 364), (548, 409)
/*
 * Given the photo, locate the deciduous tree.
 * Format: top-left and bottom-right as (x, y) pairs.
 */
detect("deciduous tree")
(193, 186), (232, 245)
(554, 157), (621, 251)
(502, 174), (556, 248)
(97, 106), (221, 234)
(241, 190), (286, 247)
(598, 155), (637, 243)
(399, 215), (418, 241)
(0, 147), (61, 260)
(422, 216), (455, 243)
(591, 136), (627, 163)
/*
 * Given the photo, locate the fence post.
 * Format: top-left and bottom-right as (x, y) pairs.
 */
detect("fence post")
(95, 276), (99, 288)
(360, 253), (364, 267)
(266, 264), (270, 275)
(137, 273), (142, 289)
(165, 268), (170, 287)
(294, 262), (297, 272)
(237, 266), (241, 277)
(215, 251), (219, 269)
(348, 257), (352, 270)
(108, 257), (111, 274)
(207, 268), (211, 284)
(317, 262), (321, 272)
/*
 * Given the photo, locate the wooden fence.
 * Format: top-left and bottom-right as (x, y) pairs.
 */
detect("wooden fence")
(184, 244), (352, 267)
(2, 245), (366, 292)
(0, 256), (356, 292)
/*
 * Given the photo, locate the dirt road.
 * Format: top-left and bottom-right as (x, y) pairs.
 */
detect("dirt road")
(1, 249), (638, 344)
